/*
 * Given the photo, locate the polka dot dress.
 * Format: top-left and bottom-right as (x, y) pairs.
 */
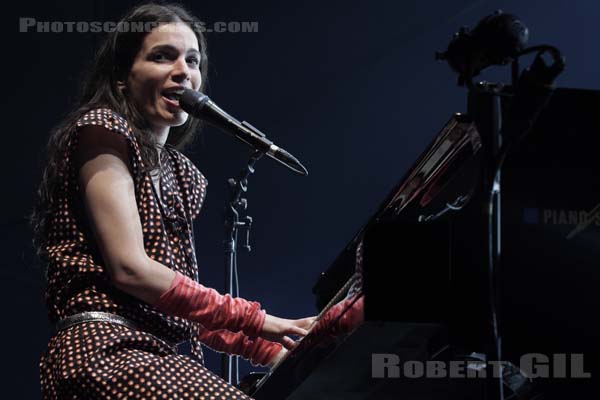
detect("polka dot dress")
(39, 108), (252, 399)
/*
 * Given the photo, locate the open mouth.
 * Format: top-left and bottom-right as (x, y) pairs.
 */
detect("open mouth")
(163, 92), (180, 101)
(161, 88), (185, 107)
(161, 92), (181, 107)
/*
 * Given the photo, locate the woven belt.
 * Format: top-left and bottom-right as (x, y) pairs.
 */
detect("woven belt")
(55, 311), (139, 332)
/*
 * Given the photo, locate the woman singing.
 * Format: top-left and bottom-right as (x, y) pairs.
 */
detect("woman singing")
(32, 3), (313, 399)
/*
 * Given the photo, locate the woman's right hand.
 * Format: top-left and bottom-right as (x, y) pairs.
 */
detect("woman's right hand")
(260, 314), (316, 350)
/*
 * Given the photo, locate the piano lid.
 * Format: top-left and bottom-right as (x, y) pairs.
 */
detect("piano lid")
(313, 113), (482, 307)
(376, 112), (481, 223)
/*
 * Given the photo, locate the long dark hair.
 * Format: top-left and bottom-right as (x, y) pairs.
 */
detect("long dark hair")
(30, 2), (209, 269)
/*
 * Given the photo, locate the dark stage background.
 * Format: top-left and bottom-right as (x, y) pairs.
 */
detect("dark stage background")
(2, 0), (599, 397)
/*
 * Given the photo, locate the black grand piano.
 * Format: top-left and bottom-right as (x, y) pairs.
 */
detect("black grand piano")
(245, 88), (600, 399)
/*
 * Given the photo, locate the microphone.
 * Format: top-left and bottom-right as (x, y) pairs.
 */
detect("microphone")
(179, 89), (308, 176)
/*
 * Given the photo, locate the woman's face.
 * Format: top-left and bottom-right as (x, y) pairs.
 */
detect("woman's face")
(126, 22), (202, 133)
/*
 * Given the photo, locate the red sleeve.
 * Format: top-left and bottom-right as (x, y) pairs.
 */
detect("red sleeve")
(153, 271), (267, 338)
(197, 325), (283, 367)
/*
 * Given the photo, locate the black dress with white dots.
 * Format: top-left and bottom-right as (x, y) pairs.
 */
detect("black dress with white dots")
(39, 108), (252, 399)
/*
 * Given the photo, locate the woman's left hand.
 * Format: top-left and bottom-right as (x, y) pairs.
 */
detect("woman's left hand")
(260, 315), (316, 350)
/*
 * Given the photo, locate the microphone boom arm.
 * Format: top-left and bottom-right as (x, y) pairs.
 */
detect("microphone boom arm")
(180, 90), (308, 176)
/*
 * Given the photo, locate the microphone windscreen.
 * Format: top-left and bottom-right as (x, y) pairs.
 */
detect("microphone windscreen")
(179, 89), (208, 114)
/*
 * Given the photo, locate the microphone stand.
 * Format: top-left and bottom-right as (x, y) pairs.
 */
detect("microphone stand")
(467, 81), (505, 400)
(464, 46), (562, 400)
(221, 150), (264, 385)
